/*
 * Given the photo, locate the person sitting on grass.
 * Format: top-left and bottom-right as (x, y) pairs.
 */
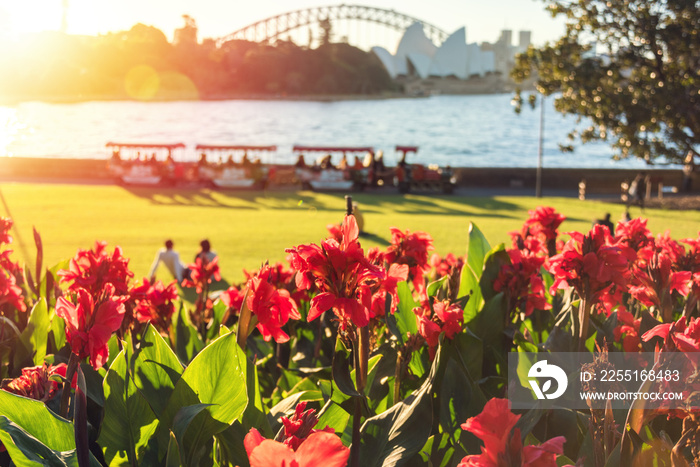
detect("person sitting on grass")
(149, 239), (186, 284)
(195, 239), (217, 264)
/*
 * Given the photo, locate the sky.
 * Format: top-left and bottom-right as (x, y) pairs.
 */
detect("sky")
(0, 0), (566, 49)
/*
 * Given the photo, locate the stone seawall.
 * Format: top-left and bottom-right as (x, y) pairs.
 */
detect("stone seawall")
(0, 157), (684, 195)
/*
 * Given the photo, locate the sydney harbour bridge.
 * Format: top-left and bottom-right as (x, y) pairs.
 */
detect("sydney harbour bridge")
(217, 4), (449, 51)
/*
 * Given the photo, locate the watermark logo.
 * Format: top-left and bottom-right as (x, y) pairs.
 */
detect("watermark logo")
(528, 360), (568, 400)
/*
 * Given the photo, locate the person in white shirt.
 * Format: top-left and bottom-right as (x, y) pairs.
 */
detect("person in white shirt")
(149, 239), (186, 283)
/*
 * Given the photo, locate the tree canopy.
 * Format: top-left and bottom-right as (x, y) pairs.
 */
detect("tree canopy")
(512, 0), (699, 165)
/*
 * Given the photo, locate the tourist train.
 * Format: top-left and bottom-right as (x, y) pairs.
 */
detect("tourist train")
(106, 142), (457, 193)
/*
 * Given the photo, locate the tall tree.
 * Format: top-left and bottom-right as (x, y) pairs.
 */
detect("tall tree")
(512, 0), (699, 165)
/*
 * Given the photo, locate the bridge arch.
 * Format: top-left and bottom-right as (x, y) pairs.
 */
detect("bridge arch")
(217, 4), (448, 47)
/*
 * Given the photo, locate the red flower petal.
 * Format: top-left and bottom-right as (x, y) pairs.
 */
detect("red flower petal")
(294, 431), (350, 467)
(308, 293), (335, 322)
(248, 439), (297, 467)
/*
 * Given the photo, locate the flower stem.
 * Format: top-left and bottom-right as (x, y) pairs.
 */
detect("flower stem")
(350, 326), (369, 467)
(59, 353), (80, 419)
(578, 296), (592, 352)
(393, 349), (403, 403)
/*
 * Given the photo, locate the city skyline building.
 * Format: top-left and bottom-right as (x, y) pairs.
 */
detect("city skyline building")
(372, 22), (530, 80)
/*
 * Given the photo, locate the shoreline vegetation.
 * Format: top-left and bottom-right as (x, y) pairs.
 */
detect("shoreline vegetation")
(0, 91), (413, 106)
(0, 76), (521, 106)
(0, 17), (524, 106)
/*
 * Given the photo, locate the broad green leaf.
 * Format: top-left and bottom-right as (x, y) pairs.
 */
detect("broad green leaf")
(172, 404), (214, 462)
(426, 276), (448, 298)
(332, 340), (362, 398)
(131, 324), (184, 417)
(466, 222), (490, 278)
(158, 331), (248, 466)
(48, 312), (67, 354)
(0, 416), (77, 467)
(359, 343), (445, 467)
(458, 264), (483, 324)
(206, 300), (228, 343)
(0, 390), (75, 449)
(0, 391), (81, 467)
(473, 293), (507, 346)
(438, 357), (472, 443)
(239, 354), (271, 438)
(395, 281), (418, 340)
(382, 292), (405, 347)
(452, 331), (484, 382)
(99, 347), (159, 466)
(408, 346), (429, 379)
(478, 245), (509, 302)
(419, 433), (455, 467)
(165, 432), (182, 467)
(19, 298), (50, 366)
(103, 334), (121, 371)
(173, 306), (205, 364)
(214, 423), (249, 467)
(316, 401), (351, 435)
(79, 363), (105, 406)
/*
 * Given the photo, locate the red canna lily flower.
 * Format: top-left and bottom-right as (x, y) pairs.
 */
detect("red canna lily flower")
(429, 252), (464, 281)
(245, 264), (301, 343)
(628, 251), (691, 322)
(594, 285), (625, 317)
(511, 206), (566, 257)
(494, 249), (549, 318)
(286, 215), (387, 330)
(641, 316), (700, 420)
(0, 217), (13, 245)
(524, 207), (566, 242)
(414, 299), (464, 359)
(384, 228), (434, 293)
(547, 225), (636, 303)
(415, 306), (442, 350)
(245, 402), (345, 467)
(244, 262), (295, 288)
(220, 284), (245, 315)
(680, 233), (700, 272)
(1, 363), (73, 402)
(128, 278), (179, 332)
(55, 284), (126, 369)
(652, 231), (686, 266)
(0, 264), (26, 313)
(244, 430), (350, 467)
(370, 263), (409, 318)
(58, 241), (134, 296)
(182, 256), (221, 293)
(459, 398), (566, 467)
(614, 217), (654, 253)
(613, 309), (644, 353)
(274, 401), (335, 451)
(325, 223), (343, 243)
(643, 316), (700, 353)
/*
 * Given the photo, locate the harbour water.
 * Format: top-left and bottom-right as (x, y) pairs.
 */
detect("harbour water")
(0, 94), (658, 169)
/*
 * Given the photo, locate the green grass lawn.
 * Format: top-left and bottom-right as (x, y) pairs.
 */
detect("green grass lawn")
(2, 183), (698, 285)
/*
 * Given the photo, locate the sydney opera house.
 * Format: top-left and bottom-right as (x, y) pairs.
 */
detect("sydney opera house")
(372, 23), (531, 80)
